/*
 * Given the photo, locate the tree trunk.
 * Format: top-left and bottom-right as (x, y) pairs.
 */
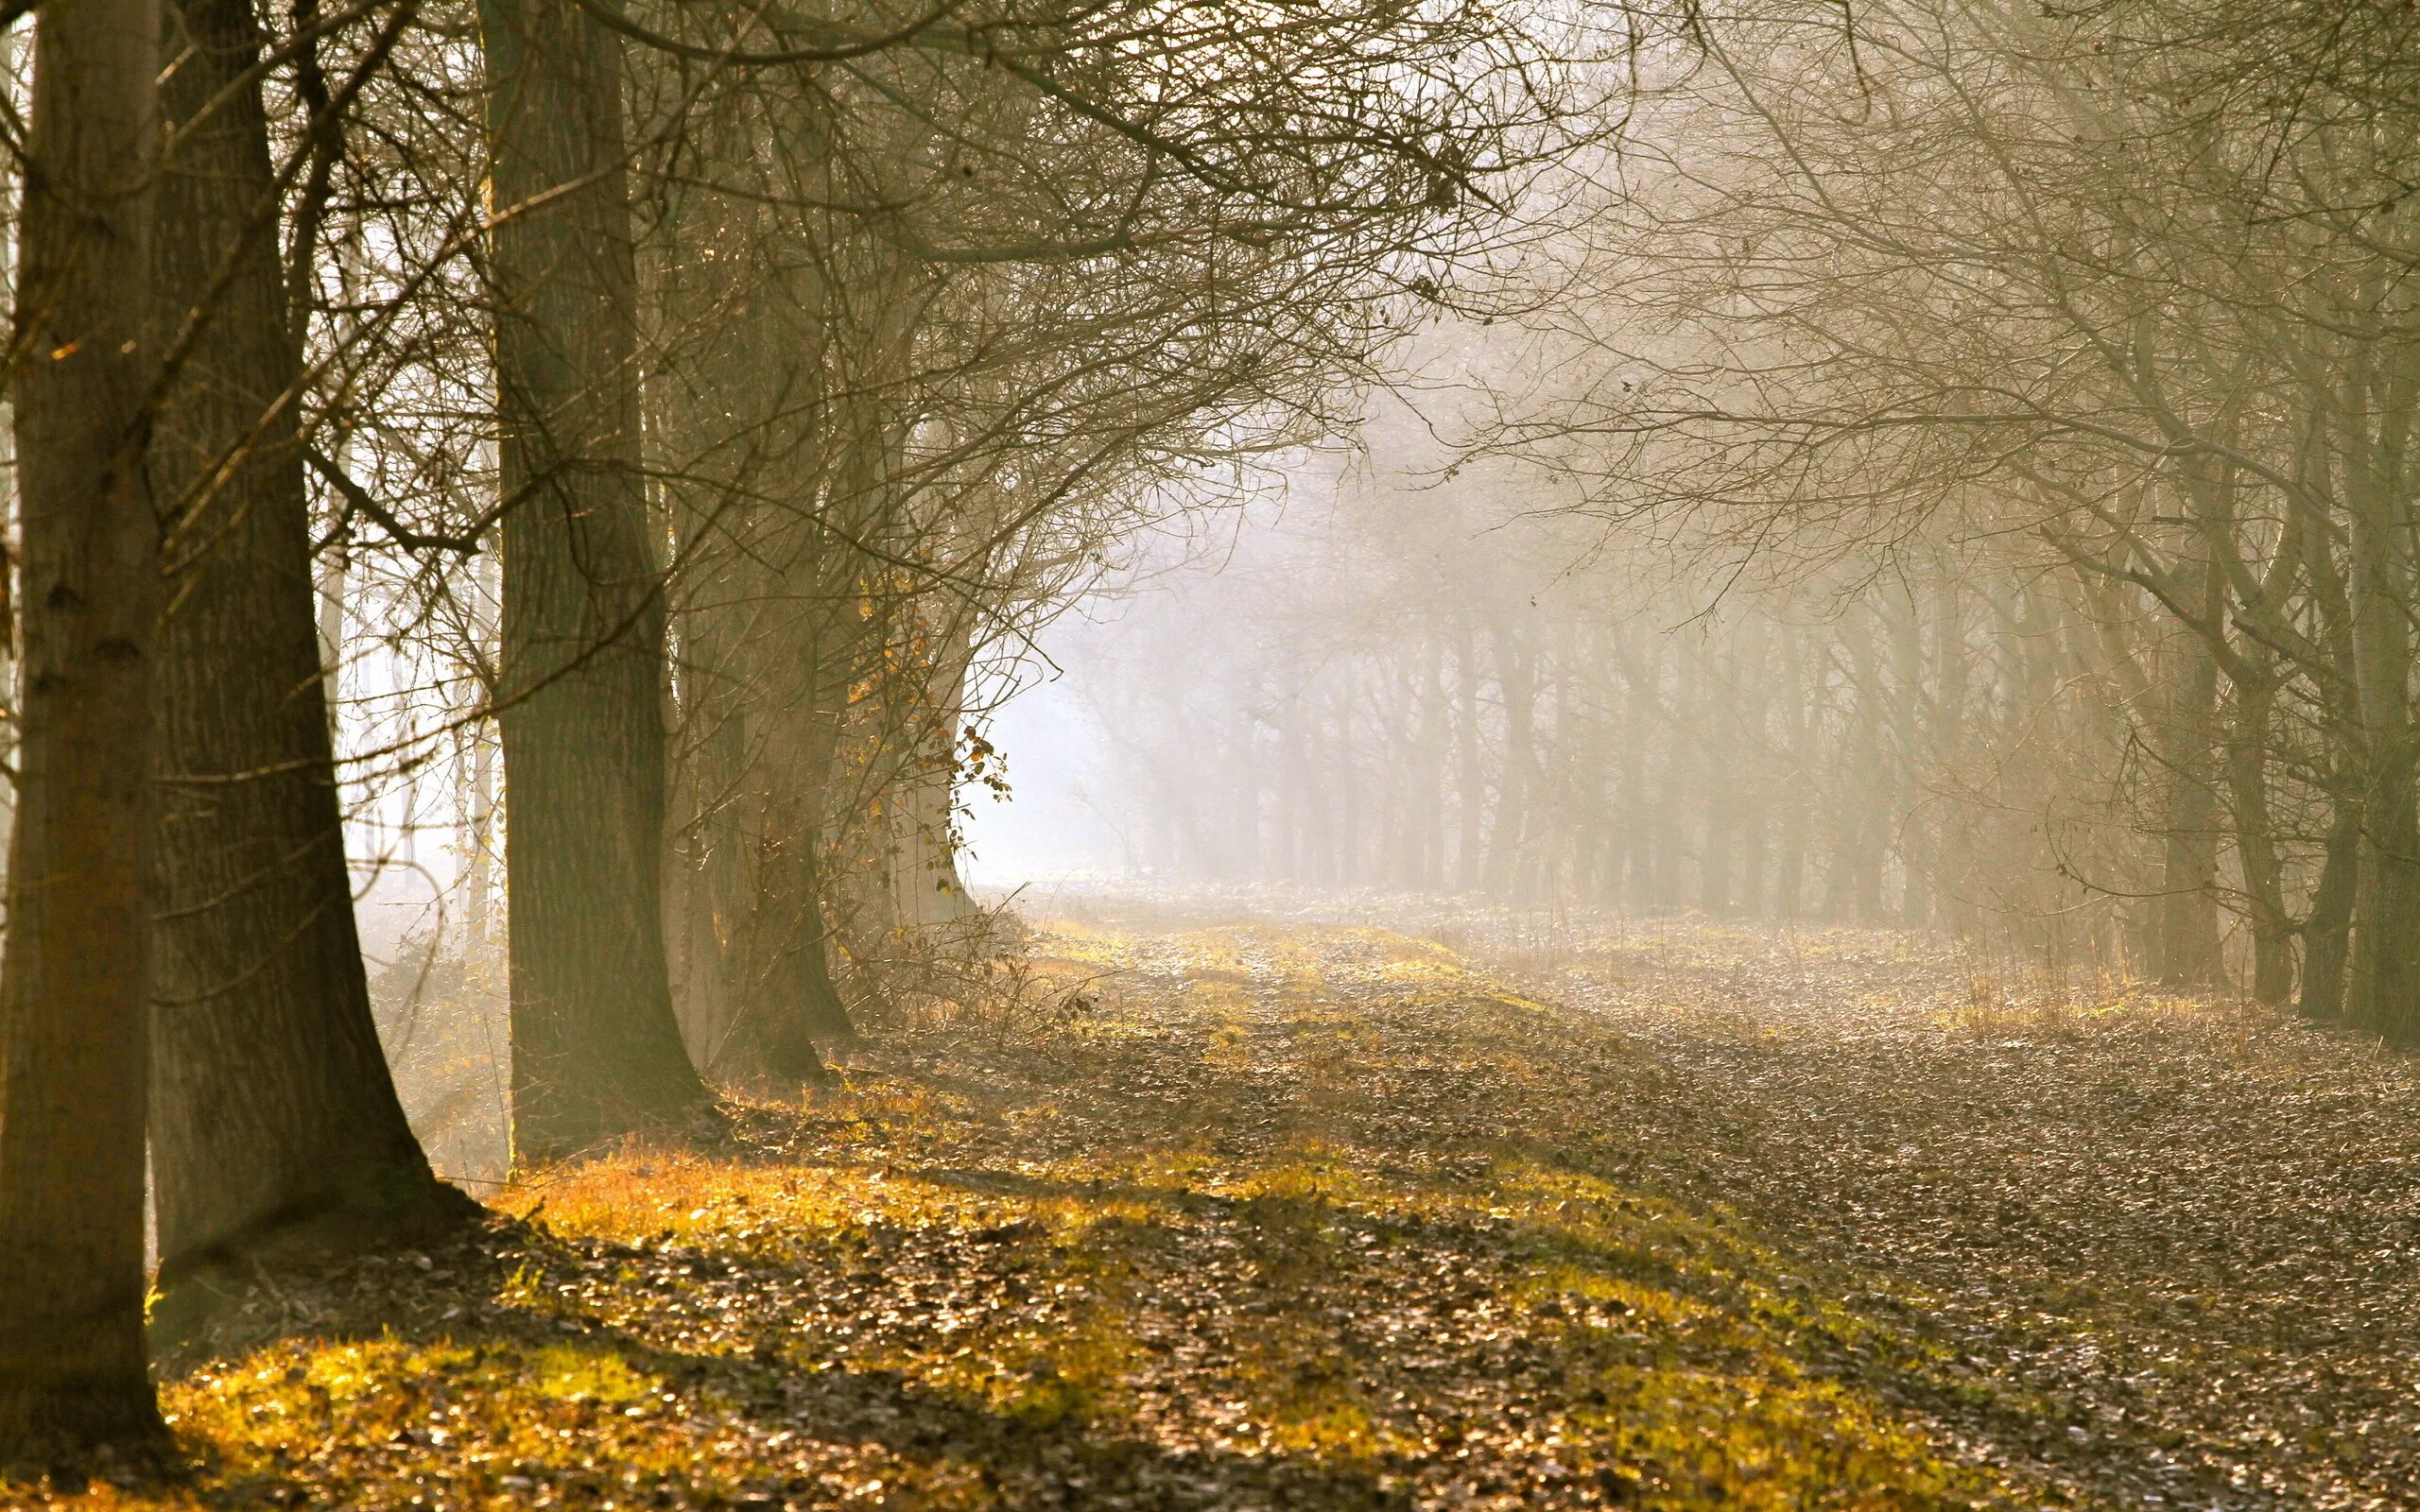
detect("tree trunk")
(0, 0), (170, 1465)
(1454, 621), (1485, 891)
(731, 669), (854, 1073)
(2221, 668), (2293, 1006)
(2152, 530), (2228, 990)
(1414, 637), (1447, 890)
(146, 0), (474, 1303)
(1697, 634), (1734, 915)
(1773, 629), (1810, 920)
(1831, 621), (1883, 922)
(1889, 588), (1933, 927)
(890, 614), (979, 929)
(1734, 626), (1772, 919)
(2301, 791), (2361, 1021)
(2290, 496), (2361, 1020)
(480, 0), (711, 1161)
(2342, 348), (2420, 1040)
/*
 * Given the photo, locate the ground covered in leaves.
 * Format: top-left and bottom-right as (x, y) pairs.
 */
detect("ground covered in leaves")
(1424, 910), (2420, 1512)
(34, 900), (2412, 1510)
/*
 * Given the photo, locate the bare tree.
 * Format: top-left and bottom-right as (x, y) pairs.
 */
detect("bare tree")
(0, 0), (170, 1468)
(480, 0), (713, 1160)
(147, 0), (475, 1301)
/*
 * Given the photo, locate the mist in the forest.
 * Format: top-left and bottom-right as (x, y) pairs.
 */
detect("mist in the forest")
(7, 0), (2420, 1493)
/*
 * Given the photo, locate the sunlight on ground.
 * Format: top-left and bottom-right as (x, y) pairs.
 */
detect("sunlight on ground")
(36, 917), (2055, 1511)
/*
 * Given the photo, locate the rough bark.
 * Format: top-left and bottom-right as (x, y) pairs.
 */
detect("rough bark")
(480, 0), (712, 1161)
(0, 0), (171, 1466)
(147, 0), (474, 1301)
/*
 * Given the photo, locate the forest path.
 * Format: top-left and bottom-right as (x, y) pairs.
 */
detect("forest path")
(60, 910), (2402, 1511)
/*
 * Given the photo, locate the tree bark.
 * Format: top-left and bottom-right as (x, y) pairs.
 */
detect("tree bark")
(147, 0), (474, 1301)
(0, 0), (170, 1466)
(480, 0), (711, 1161)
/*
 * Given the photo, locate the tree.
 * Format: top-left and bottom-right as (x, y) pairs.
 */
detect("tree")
(147, 0), (475, 1299)
(0, 0), (171, 1467)
(479, 0), (713, 1161)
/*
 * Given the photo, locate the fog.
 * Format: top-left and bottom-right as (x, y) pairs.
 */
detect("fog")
(7, 0), (2419, 1489)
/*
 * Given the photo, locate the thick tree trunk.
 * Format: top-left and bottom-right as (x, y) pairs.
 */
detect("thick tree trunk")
(721, 836), (842, 1084)
(480, 0), (711, 1161)
(665, 575), (849, 1084)
(0, 0), (170, 1465)
(147, 0), (474, 1299)
(652, 161), (880, 1078)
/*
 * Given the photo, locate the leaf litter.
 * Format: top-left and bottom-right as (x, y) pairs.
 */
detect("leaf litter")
(35, 900), (2390, 1510)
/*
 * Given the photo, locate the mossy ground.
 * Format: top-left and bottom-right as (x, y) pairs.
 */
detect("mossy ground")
(26, 919), (2053, 1510)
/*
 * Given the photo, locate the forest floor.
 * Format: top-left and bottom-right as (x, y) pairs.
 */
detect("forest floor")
(34, 897), (2420, 1510)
